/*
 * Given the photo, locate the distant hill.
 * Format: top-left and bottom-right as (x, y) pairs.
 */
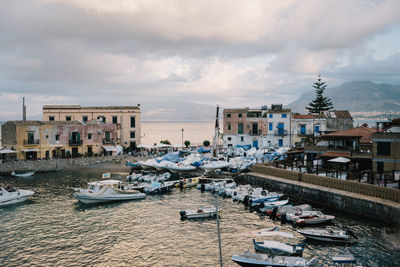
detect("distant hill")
(289, 81), (400, 113)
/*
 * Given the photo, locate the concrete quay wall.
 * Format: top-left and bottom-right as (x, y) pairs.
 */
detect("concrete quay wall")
(0, 156), (125, 175)
(237, 172), (400, 225)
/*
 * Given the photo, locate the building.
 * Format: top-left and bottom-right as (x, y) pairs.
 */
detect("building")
(264, 104), (291, 147)
(222, 107), (268, 149)
(291, 114), (327, 147)
(325, 110), (353, 132)
(1, 120), (118, 160)
(42, 105), (140, 150)
(372, 118), (400, 180)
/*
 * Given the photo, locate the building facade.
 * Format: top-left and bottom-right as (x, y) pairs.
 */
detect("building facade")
(42, 105), (140, 149)
(291, 114), (327, 146)
(264, 105), (292, 148)
(1, 121), (118, 160)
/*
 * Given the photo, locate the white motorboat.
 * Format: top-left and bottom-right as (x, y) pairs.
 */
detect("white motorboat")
(201, 161), (230, 172)
(152, 160), (171, 172)
(11, 171), (35, 177)
(269, 204), (312, 218)
(259, 199), (290, 213)
(253, 239), (305, 256)
(74, 180), (146, 204)
(232, 185), (252, 201)
(138, 159), (158, 170)
(298, 229), (357, 243)
(166, 162), (197, 173)
(244, 227), (294, 238)
(231, 251), (318, 267)
(143, 180), (176, 194)
(179, 206), (221, 220)
(0, 186), (35, 207)
(291, 211), (335, 226)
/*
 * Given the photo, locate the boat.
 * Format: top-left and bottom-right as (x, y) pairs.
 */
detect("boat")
(259, 199), (290, 213)
(125, 161), (140, 170)
(143, 180), (176, 194)
(179, 206), (221, 220)
(138, 159), (158, 170)
(291, 211), (335, 226)
(298, 229), (357, 243)
(331, 254), (362, 267)
(0, 186), (35, 207)
(11, 171), (35, 177)
(244, 227), (294, 238)
(74, 180), (146, 204)
(231, 251), (318, 267)
(166, 162), (197, 174)
(175, 177), (200, 188)
(201, 161), (230, 172)
(249, 192), (284, 207)
(268, 204), (312, 218)
(152, 160), (171, 172)
(253, 239), (305, 256)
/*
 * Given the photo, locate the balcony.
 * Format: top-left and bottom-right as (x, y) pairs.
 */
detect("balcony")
(103, 138), (116, 145)
(274, 130), (287, 136)
(23, 139), (40, 146)
(69, 139), (83, 146)
(249, 130), (262, 136)
(298, 131), (314, 137)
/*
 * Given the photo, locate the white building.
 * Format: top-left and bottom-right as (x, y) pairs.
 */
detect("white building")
(291, 114), (327, 146)
(263, 104), (291, 148)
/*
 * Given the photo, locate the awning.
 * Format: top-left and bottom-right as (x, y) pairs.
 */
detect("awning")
(0, 149), (17, 154)
(22, 148), (40, 152)
(286, 150), (304, 155)
(102, 146), (117, 152)
(320, 151), (351, 158)
(328, 157), (351, 163)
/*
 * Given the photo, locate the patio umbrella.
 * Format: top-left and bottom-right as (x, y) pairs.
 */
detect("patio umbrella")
(328, 157), (351, 163)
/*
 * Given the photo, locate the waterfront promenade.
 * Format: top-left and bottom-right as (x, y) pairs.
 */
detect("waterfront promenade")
(241, 164), (400, 225)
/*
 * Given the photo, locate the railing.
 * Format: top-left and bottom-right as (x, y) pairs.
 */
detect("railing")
(69, 139), (83, 146)
(298, 131), (313, 137)
(23, 139), (39, 145)
(103, 138), (116, 145)
(274, 130), (287, 136)
(249, 130), (261, 136)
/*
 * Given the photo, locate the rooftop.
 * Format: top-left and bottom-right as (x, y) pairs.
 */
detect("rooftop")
(325, 110), (352, 119)
(323, 126), (377, 143)
(4, 120), (84, 126)
(293, 114), (326, 119)
(43, 105), (140, 110)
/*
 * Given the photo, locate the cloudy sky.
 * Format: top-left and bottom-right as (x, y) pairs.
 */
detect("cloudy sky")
(1, 0), (400, 120)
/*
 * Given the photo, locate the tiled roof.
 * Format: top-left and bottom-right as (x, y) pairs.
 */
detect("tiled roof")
(323, 126), (377, 143)
(325, 110), (352, 119)
(320, 151), (351, 158)
(286, 150), (304, 155)
(293, 114), (326, 119)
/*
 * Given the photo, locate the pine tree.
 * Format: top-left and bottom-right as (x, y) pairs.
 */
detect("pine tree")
(306, 75), (333, 114)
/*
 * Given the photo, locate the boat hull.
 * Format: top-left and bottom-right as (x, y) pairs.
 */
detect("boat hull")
(0, 190), (35, 207)
(74, 192), (146, 204)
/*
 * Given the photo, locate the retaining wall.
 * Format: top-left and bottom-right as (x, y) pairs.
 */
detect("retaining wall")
(237, 173), (400, 224)
(251, 164), (400, 203)
(0, 156), (123, 175)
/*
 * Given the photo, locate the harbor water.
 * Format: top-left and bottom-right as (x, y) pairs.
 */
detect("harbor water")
(1, 164), (400, 266)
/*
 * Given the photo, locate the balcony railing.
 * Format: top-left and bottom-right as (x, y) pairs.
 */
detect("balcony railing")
(249, 130), (261, 136)
(69, 139), (83, 146)
(23, 139), (40, 145)
(274, 130), (287, 136)
(103, 138), (116, 145)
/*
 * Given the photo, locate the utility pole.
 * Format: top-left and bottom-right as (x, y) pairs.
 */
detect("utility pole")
(215, 195), (223, 267)
(181, 128), (184, 149)
(22, 97), (26, 121)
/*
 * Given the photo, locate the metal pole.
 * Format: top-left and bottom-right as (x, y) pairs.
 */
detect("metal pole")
(181, 128), (184, 149)
(215, 195), (223, 267)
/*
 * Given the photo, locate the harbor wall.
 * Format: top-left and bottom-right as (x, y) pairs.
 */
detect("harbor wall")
(251, 164), (400, 203)
(0, 156), (125, 175)
(240, 165), (400, 224)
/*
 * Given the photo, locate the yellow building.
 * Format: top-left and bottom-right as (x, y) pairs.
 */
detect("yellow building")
(1, 121), (119, 160)
(43, 105), (140, 149)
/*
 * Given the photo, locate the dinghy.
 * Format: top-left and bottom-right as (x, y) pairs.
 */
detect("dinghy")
(259, 199), (290, 213)
(0, 186), (35, 207)
(231, 251), (318, 267)
(253, 239), (305, 256)
(11, 171), (35, 177)
(125, 161), (140, 170)
(298, 229), (357, 243)
(179, 206), (221, 220)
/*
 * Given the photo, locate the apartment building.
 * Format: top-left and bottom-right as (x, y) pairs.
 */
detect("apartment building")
(1, 120), (119, 160)
(43, 105), (140, 149)
(291, 114), (327, 146)
(264, 104), (292, 147)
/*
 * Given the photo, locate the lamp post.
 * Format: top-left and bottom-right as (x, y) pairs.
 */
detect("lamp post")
(181, 128), (184, 149)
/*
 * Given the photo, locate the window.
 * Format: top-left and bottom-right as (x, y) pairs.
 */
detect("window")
(228, 124), (231, 131)
(282, 114), (287, 118)
(55, 134), (60, 141)
(269, 123), (273, 131)
(88, 133), (92, 140)
(130, 117), (135, 128)
(238, 123), (244, 134)
(240, 136), (244, 142)
(130, 132), (135, 138)
(269, 114), (273, 118)
(129, 141), (136, 150)
(252, 123), (258, 134)
(82, 116), (88, 123)
(49, 116), (54, 121)
(377, 162), (384, 173)
(300, 125), (306, 135)
(238, 113), (242, 118)
(377, 142), (391, 156)
(314, 125), (320, 133)
(97, 116), (106, 123)
(227, 113), (231, 118)
(27, 132), (35, 144)
(278, 139), (283, 147)
(112, 116), (118, 124)
(277, 123), (285, 135)
(66, 116), (71, 121)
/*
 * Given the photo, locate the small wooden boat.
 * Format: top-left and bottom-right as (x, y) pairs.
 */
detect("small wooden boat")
(298, 229), (357, 243)
(179, 206), (221, 220)
(231, 251), (318, 267)
(292, 211), (335, 226)
(253, 239), (305, 256)
(331, 253), (362, 267)
(11, 171), (35, 177)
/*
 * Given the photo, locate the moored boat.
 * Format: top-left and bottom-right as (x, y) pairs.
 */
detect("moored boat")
(0, 186), (35, 207)
(175, 177), (200, 188)
(11, 171), (35, 177)
(298, 229), (357, 243)
(253, 239), (305, 256)
(231, 251), (318, 267)
(180, 206), (221, 220)
(292, 211), (335, 226)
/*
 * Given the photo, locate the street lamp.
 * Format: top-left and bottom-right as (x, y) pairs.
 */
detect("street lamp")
(181, 128), (184, 149)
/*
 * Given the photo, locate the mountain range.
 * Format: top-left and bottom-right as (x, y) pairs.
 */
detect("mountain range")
(289, 81), (400, 113)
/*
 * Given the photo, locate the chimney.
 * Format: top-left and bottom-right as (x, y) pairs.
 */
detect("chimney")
(22, 97), (26, 121)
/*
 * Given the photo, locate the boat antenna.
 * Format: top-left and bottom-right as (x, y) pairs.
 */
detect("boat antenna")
(212, 105), (220, 157)
(215, 194), (223, 267)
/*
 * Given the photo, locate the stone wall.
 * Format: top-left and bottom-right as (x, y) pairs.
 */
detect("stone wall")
(0, 155), (124, 175)
(251, 164), (400, 203)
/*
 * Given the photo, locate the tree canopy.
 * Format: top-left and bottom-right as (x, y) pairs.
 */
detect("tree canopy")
(306, 75), (333, 114)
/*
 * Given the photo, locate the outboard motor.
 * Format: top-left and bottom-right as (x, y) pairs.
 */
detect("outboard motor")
(179, 181), (184, 190)
(270, 207), (278, 220)
(280, 213), (287, 225)
(200, 183), (205, 192)
(179, 211), (186, 220)
(244, 195), (250, 206)
(346, 230), (358, 239)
